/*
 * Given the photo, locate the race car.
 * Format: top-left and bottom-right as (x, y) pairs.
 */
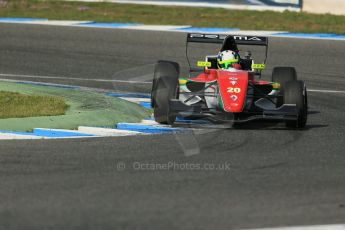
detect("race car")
(151, 33), (308, 128)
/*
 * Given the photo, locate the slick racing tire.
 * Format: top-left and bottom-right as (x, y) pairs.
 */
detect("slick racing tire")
(284, 80), (308, 128)
(152, 61), (179, 125)
(272, 67), (297, 106)
(151, 60), (180, 108)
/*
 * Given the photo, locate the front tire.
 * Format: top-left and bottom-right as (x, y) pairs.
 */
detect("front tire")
(284, 80), (308, 128)
(151, 61), (179, 125)
(151, 60), (179, 108)
(272, 67), (297, 106)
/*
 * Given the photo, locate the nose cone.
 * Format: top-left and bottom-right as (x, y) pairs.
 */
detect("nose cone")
(217, 70), (248, 113)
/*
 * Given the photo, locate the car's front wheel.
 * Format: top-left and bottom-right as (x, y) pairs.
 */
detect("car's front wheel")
(284, 80), (308, 128)
(272, 67), (297, 107)
(151, 61), (179, 125)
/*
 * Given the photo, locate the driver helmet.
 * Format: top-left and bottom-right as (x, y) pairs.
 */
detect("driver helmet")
(217, 50), (240, 69)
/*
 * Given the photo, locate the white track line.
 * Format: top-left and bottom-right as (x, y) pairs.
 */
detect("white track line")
(77, 126), (144, 136)
(246, 224), (345, 230)
(123, 25), (190, 31)
(2, 73), (345, 94)
(19, 20), (92, 26)
(0, 73), (151, 84)
(246, 0), (266, 6)
(0, 133), (42, 140)
(62, 0), (300, 12)
(119, 97), (150, 104)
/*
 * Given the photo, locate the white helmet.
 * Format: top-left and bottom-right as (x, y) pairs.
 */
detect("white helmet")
(217, 50), (240, 69)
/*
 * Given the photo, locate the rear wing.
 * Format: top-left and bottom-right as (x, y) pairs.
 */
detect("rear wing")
(185, 33), (269, 72)
(186, 33), (268, 46)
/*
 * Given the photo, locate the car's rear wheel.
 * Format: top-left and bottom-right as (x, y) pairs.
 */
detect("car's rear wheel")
(284, 80), (308, 128)
(272, 67), (297, 106)
(151, 61), (179, 125)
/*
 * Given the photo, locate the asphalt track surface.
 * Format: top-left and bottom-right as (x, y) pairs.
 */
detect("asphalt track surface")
(0, 23), (345, 229)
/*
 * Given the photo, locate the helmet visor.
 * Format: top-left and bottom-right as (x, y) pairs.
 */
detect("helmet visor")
(218, 58), (239, 69)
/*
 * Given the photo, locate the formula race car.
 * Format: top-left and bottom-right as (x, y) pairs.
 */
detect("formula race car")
(151, 33), (308, 128)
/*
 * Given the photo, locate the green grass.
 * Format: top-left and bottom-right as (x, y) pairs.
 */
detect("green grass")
(0, 91), (68, 119)
(0, 81), (151, 132)
(1, 0), (345, 34)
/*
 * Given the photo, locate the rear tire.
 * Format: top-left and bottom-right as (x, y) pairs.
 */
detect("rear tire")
(272, 67), (297, 106)
(151, 61), (179, 125)
(284, 80), (308, 128)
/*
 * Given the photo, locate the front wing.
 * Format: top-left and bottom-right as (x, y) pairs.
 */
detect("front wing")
(169, 99), (299, 123)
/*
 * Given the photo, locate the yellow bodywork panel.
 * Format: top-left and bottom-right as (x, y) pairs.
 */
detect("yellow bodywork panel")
(197, 61), (212, 67)
(252, 63), (266, 70)
(179, 79), (188, 85)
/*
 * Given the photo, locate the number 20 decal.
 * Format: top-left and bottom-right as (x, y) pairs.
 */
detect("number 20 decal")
(227, 87), (241, 93)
